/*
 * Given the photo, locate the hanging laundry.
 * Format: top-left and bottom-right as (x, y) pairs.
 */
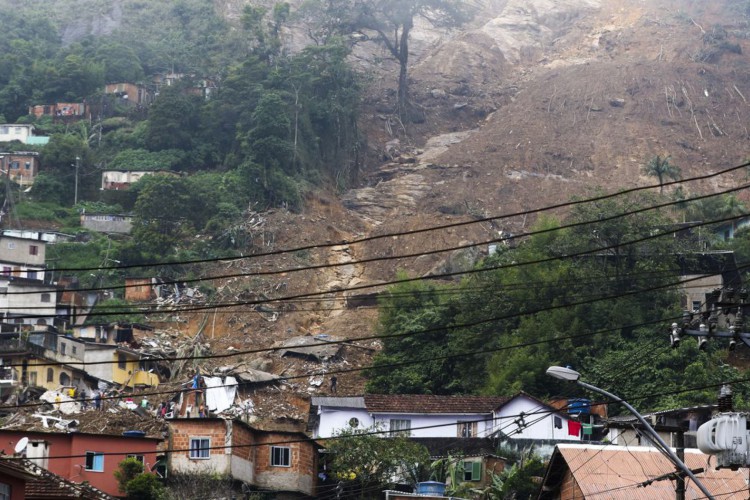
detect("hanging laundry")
(568, 420), (582, 437)
(582, 423), (593, 435)
(554, 416), (563, 429)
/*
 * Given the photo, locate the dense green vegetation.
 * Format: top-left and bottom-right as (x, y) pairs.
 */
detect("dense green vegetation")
(0, 0), (363, 282)
(366, 195), (750, 412)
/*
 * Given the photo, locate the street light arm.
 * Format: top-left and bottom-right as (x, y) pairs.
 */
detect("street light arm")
(576, 380), (715, 500)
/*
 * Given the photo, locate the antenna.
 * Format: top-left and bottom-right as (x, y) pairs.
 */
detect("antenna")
(14, 437), (28, 455)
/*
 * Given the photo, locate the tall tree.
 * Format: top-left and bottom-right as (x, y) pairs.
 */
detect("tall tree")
(324, 0), (474, 120)
(642, 155), (681, 193)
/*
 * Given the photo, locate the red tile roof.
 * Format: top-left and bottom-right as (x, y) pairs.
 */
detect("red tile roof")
(364, 394), (509, 414)
(0, 457), (114, 499)
(543, 445), (747, 499)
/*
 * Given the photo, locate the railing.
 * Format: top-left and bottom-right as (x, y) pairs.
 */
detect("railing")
(0, 339), (27, 353)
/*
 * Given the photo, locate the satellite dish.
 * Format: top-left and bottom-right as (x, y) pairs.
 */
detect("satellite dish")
(14, 437), (28, 455)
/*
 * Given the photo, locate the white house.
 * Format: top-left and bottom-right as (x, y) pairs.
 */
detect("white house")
(0, 124), (35, 144)
(0, 276), (58, 327)
(0, 235), (46, 281)
(311, 393), (581, 441)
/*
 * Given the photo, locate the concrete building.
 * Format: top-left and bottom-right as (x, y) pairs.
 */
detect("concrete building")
(0, 430), (161, 498)
(0, 125), (35, 144)
(0, 235), (46, 281)
(0, 152), (40, 186)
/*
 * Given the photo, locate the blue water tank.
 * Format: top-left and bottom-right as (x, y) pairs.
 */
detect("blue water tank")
(568, 398), (591, 415)
(417, 482), (446, 495)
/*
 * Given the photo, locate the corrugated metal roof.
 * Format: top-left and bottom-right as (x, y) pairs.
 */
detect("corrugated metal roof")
(608, 404), (716, 422)
(557, 444), (747, 499)
(311, 396), (366, 408)
(365, 394), (509, 414)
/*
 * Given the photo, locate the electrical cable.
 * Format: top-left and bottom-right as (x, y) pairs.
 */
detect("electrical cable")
(7, 211), (746, 328)
(6, 257), (730, 371)
(29, 178), (750, 300)
(46, 159), (750, 274)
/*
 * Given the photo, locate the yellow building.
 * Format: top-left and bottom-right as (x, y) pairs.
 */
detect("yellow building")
(112, 347), (160, 388)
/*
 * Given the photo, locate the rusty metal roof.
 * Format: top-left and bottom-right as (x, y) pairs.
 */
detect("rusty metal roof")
(548, 444), (747, 499)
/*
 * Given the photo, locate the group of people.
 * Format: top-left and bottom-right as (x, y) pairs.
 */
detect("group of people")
(51, 387), (102, 412)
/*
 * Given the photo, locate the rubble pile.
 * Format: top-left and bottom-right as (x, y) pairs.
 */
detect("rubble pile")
(1, 405), (166, 437)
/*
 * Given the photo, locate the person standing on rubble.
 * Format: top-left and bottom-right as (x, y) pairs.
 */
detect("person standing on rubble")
(330, 376), (338, 394)
(94, 391), (102, 411)
(192, 371), (205, 409)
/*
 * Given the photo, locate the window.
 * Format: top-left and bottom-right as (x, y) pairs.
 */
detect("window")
(463, 461), (481, 481)
(29, 372), (37, 386)
(9, 162), (18, 170)
(60, 343), (66, 355)
(6, 242), (14, 250)
(348, 417), (360, 428)
(118, 354), (126, 369)
(1, 267), (9, 276)
(29, 245), (38, 256)
(85, 451), (104, 471)
(389, 419), (411, 437)
(127, 454), (144, 464)
(27, 271), (37, 280)
(270, 446), (291, 467)
(457, 421), (478, 438)
(189, 438), (210, 459)
(40, 293), (50, 302)
(46, 368), (53, 383)
(0, 482), (9, 500)
(72, 346), (77, 355)
(692, 300), (702, 312)
(24, 162), (30, 170)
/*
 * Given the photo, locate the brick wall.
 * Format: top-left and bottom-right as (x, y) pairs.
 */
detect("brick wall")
(169, 420), (230, 475)
(252, 432), (315, 495)
(230, 421), (254, 461)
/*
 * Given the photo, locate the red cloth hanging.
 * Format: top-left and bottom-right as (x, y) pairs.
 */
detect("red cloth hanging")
(568, 420), (582, 437)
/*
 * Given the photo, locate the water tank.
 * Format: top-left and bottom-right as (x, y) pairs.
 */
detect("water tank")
(416, 482), (446, 496)
(568, 398), (591, 415)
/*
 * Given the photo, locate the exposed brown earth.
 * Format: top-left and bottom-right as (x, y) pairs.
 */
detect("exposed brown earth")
(150, 0), (750, 424)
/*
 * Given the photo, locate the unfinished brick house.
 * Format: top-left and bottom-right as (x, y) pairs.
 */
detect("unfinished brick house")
(167, 418), (317, 498)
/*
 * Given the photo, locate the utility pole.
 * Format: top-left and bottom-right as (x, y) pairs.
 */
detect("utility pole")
(74, 156), (80, 205)
(675, 429), (685, 500)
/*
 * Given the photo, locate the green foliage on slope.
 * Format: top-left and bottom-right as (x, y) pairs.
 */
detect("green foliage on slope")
(366, 195), (750, 412)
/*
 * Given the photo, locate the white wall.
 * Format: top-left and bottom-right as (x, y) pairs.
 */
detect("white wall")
(315, 407), (372, 438)
(0, 279), (57, 326)
(373, 412), (496, 438)
(0, 125), (33, 143)
(82, 346), (117, 383)
(493, 396), (580, 441)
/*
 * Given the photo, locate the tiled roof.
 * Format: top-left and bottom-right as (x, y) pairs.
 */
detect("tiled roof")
(0, 457), (114, 499)
(311, 397), (366, 408)
(546, 444), (746, 499)
(364, 394), (509, 414)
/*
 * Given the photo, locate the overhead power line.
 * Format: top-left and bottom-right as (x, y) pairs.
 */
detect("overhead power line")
(48, 160), (750, 274)
(9, 258), (741, 371)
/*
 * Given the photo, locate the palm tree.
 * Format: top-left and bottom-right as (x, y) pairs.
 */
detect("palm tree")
(642, 155), (681, 193)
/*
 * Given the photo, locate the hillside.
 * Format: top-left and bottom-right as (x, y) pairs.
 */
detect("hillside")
(184, 0), (750, 415)
(1, 0), (750, 423)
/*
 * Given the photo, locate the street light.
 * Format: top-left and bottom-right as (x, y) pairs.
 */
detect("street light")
(546, 366), (715, 500)
(74, 156), (80, 205)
